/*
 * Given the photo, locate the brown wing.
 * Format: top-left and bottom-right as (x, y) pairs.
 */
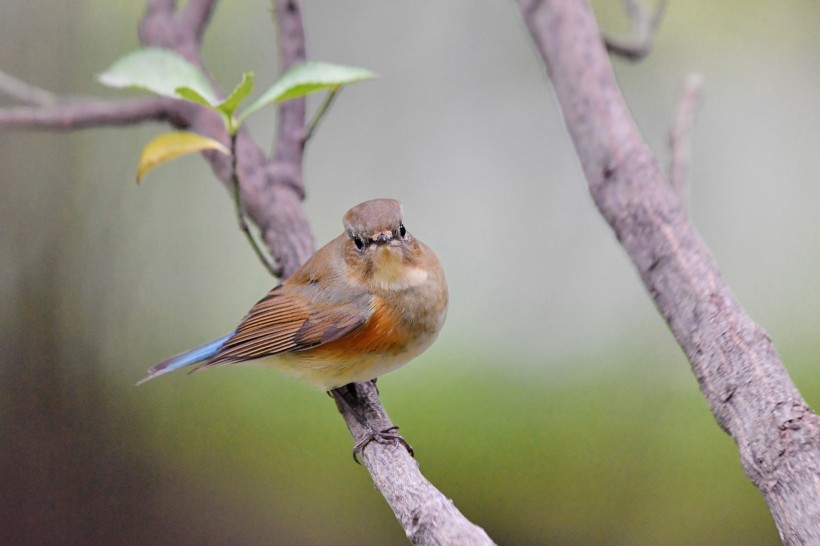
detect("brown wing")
(197, 284), (371, 369)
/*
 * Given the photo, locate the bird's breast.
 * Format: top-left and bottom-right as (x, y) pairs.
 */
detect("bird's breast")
(312, 294), (428, 360)
(281, 287), (445, 389)
(266, 241), (447, 389)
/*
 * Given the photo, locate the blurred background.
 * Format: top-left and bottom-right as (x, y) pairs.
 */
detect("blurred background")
(1, 1), (818, 544)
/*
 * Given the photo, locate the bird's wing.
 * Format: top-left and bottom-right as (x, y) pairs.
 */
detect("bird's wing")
(198, 284), (372, 368)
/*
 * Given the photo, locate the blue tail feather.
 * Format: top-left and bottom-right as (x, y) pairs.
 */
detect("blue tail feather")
(137, 333), (234, 386)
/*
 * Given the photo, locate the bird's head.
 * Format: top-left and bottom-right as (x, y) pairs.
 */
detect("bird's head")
(342, 199), (427, 289)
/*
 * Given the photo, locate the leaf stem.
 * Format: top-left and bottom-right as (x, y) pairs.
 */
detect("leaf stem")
(230, 132), (278, 277)
(303, 87), (340, 145)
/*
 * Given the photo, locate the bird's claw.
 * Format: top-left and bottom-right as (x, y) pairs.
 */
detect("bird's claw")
(352, 425), (414, 464)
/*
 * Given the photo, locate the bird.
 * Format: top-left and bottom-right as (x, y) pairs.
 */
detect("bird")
(138, 198), (448, 393)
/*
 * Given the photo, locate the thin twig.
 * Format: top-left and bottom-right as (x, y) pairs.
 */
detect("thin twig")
(0, 97), (173, 129)
(603, 0), (667, 61)
(668, 73), (703, 200)
(0, 70), (65, 106)
(230, 131), (278, 277)
(303, 87), (340, 145)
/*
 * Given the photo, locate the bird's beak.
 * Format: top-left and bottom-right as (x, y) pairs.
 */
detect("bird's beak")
(373, 231), (393, 245)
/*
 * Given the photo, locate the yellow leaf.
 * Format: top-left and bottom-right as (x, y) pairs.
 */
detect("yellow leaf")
(136, 131), (229, 183)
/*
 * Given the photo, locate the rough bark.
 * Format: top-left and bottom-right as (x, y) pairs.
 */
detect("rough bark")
(515, 1), (820, 544)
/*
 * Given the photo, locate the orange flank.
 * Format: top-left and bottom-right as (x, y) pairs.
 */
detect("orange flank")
(313, 296), (411, 361)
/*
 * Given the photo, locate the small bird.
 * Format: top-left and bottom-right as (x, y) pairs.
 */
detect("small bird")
(139, 198), (448, 391)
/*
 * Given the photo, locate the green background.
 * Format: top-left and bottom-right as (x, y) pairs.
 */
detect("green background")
(2, 1), (818, 544)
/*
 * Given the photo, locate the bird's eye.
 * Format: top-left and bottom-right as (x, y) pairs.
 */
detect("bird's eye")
(353, 236), (365, 250)
(399, 223), (406, 237)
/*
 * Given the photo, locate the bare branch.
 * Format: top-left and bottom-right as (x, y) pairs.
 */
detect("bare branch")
(271, 0), (307, 165)
(332, 382), (496, 545)
(0, 97), (174, 129)
(138, 0), (177, 48)
(179, 0), (218, 44)
(138, 0), (205, 64)
(668, 73), (703, 199)
(515, 1), (820, 543)
(603, 0), (667, 61)
(0, 70), (66, 106)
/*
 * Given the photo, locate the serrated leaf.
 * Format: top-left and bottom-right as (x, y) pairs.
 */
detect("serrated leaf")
(136, 132), (229, 183)
(240, 61), (376, 120)
(97, 48), (218, 105)
(217, 72), (254, 118)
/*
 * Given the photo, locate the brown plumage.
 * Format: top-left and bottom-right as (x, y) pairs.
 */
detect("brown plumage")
(140, 198), (448, 390)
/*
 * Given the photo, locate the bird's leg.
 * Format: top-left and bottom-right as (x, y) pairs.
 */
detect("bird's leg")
(330, 383), (413, 464)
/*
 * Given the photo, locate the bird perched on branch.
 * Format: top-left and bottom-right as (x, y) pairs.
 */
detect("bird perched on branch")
(138, 198), (448, 392)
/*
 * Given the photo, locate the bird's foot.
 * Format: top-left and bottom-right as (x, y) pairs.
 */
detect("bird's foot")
(352, 425), (414, 464)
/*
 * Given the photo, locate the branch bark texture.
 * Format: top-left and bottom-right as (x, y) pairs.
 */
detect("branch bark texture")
(516, 1), (820, 544)
(0, 0), (493, 543)
(333, 382), (495, 545)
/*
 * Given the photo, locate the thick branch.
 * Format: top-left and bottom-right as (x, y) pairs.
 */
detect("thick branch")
(138, 0), (216, 64)
(179, 0), (218, 45)
(252, 0), (312, 277)
(271, 0), (308, 166)
(516, 1), (820, 544)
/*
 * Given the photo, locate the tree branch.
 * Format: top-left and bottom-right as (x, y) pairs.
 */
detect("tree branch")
(515, 1), (820, 544)
(179, 0), (218, 45)
(0, 97), (174, 129)
(332, 382), (495, 545)
(0, 0), (494, 542)
(603, 0), (667, 61)
(271, 0), (308, 164)
(0, 70), (67, 106)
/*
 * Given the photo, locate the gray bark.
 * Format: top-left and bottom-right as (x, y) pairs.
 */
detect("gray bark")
(515, 1), (820, 544)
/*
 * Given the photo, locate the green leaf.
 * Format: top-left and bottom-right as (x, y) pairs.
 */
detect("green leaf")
(217, 72), (254, 118)
(97, 48), (219, 106)
(175, 86), (214, 107)
(136, 131), (229, 183)
(240, 61), (376, 120)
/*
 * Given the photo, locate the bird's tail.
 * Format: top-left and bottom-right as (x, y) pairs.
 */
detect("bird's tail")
(137, 333), (233, 386)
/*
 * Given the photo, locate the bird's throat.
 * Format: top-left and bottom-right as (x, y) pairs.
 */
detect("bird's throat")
(370, 247), (428, 291)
